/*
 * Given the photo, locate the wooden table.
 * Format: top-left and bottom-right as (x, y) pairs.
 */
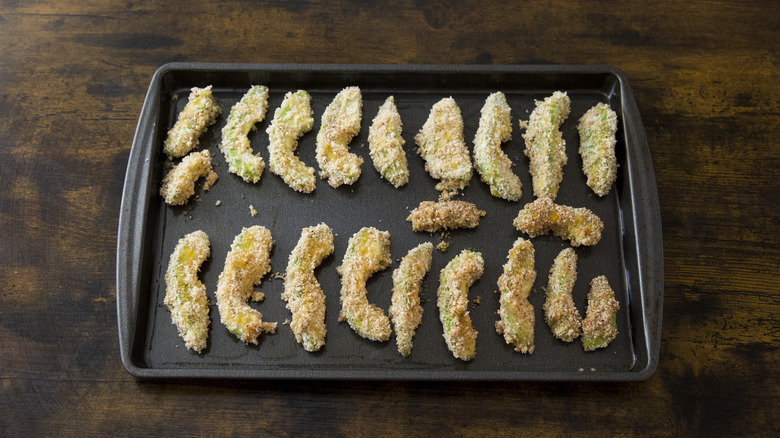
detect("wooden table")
(1, 1), (777, 435)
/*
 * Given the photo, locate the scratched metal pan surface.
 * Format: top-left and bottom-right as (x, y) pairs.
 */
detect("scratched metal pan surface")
(116, 63), (662, 381)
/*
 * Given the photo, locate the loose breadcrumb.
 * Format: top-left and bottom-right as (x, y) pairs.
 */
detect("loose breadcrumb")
(436, 241), (450, 252)
(203, 170), (218, 191)
(513, 197), (603, 247)
(407, 200), (486, 232)
(249, 205), (257, 217)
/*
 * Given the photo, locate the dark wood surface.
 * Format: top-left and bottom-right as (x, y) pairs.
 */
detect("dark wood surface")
(1, 1), (777, 436)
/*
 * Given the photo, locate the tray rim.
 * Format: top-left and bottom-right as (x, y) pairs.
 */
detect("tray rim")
(116, 62), (663, 382)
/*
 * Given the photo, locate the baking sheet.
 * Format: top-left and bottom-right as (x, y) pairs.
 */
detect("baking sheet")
(117, 64), (662, 380)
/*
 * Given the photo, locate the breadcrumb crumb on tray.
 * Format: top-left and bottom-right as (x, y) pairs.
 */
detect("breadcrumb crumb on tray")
(118, 64), (661, 381)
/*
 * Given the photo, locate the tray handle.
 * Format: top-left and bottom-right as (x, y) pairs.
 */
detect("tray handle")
(617, 69), (664, 379)
(116, 65), (167, 375)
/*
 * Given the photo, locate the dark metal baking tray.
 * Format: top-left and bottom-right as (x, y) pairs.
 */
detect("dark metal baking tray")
(117, 63), (662, 381)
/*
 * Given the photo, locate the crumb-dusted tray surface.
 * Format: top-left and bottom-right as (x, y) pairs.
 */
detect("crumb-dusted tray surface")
(117, 63), (662, 381)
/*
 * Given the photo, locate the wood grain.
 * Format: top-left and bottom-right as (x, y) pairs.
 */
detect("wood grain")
(1, 0), (778, 436)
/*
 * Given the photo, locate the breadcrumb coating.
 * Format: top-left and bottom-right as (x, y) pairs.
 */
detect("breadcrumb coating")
(414, 97), (473, 194)
(164, 230), (211, 352)
(438, 249), (484, 361)
(368, 96), (409, 188)
(407, 200), (486, 232)
(543, 248), (581, 342)
(578, 102), (618, 197)
(337, 227), (393, 341)
(581, 275), (619, 351)
(495, 238), (536, 353)
(282, 223), (334, 352)
(163, 86), (222, 159)
(219, 85), (269, 183)
(216, 226), (277, 344)
(513, 197), (603, 247)
(267, 90), (317, 193)
(473, 92), (522, 201)
(160, 150), (218, 205)
(316, 87), (364, 187)
(519, 91), (570, 200)
(389, 242), (434, 357)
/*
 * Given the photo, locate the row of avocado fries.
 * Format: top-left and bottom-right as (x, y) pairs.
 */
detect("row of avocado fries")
(159, 85), (620, 359)
(165, 215), (618, 360)
(158, 85), (618, 206)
